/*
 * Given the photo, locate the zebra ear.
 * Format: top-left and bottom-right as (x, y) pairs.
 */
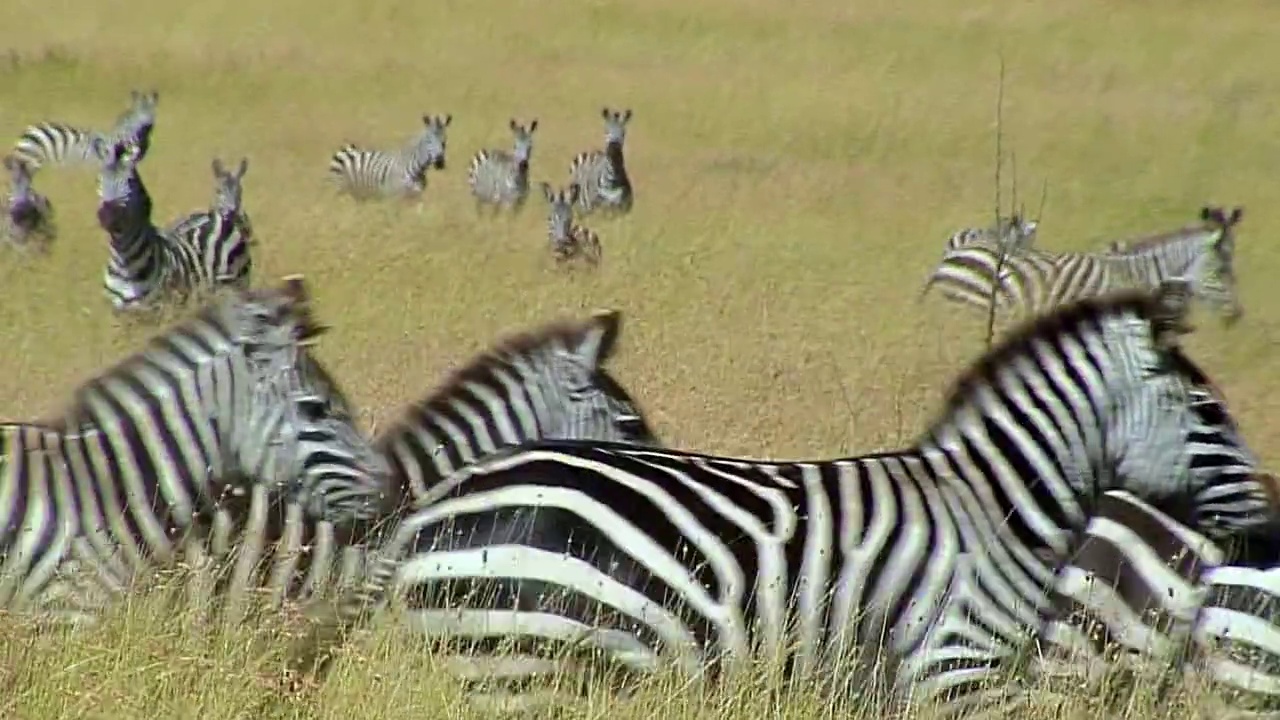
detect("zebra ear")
(1151, 279), (1194, 348)
(622, 109), (632, 122)
(1228, 207), (1244, 225)
(601, 107), (611, 120)
(573, 310), (622, 366)
(237, 158), (249, 178)
(528, 119), (538, 133)
(509, 118), (518, 131)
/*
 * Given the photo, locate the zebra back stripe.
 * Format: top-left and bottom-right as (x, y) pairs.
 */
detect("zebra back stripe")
(11, 90), (158, 170)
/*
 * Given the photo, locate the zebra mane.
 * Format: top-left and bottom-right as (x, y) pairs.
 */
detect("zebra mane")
(938, 289), (1208, 417)
(1106, 221), (1220, 253)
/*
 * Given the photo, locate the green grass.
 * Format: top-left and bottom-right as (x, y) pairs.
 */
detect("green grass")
(3, 0), (1280, 716)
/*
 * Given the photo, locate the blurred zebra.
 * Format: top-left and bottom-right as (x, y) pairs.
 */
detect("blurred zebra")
(308, 282), (1280, 715)
(93, 140), (252, 312)
(568, 108), (632, 215)
(0, 278), (389, 625)
(541, 182), (601, 266)
(2, 154), (56, 253)
(328, 114), (452, 201)
(468, 118), (537, 215)
(11, 90), (158, 170)
(376, 308), (657, 509)
(922, 206), (1245, 325)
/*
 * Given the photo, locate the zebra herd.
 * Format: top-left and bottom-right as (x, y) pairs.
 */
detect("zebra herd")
(3, 93), (632, 313)
(4, 90), (1280, 718)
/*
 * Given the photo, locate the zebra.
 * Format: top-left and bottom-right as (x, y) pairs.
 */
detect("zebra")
(942, 212), (1039, 253)
(541, 182), (601, 266)
(2, 154), (56, 253)
(302, 281), (1280, 714)
(11, 90), (158, 171)
(93, 139), (252, 313)
(376, 308), (657, 510)
(0, 276), (390, 625)
(921, 206), (1245, 326)
(328, 114), (452, 202)
(163, 156), (255, 272)
(568, 108), (632, 215)
(468, 119), (537, 215)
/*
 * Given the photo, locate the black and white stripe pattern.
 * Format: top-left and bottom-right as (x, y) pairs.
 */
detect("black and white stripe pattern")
(162, 157), (255, 281)
(541, 182), (601, 266)
(377, 308), (657, 509)
(318, 282), (1278, 714)
(568, 108), (632, 215)
(11, 90), (158, 171)
(942, 213), (1039, 253)
(328, 114), (452, 201)
(922, 207), (1245, 325)
(2, 154), (56, 253)
(94, 140), (252, 312)
(0, 278), (389, 625)
(468, 119), (537, 214)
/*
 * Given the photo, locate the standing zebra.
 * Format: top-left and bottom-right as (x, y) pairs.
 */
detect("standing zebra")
(93, 140), (252, 312)
(568, 108), (633, 215)
(468, 119), (537, 215)
(0, 277), (390, 625)
(921, 206), (1245, 325)
(11, 90), (158, 170)
(376, 308), (657, 510)
(163, 157), (255, 277)
(2, 154), (56, 253)
(541, 182), (601, 266)
(328, 114), (452, 202)
(304, 282), (1279, 714)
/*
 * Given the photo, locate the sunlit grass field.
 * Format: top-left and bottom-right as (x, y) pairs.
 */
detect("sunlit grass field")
(3, 0), (1280, 716)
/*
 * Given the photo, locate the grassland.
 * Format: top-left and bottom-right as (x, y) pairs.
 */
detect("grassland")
(3, 0), (1280, 716)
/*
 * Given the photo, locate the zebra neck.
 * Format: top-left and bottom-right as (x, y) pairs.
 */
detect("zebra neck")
(605, 141), (629, 182)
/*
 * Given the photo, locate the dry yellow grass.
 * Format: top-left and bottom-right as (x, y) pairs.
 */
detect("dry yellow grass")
(3, 0), (1280, 716)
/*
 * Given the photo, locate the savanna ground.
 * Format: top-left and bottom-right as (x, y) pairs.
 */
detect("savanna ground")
(3, 0), (1280, 716)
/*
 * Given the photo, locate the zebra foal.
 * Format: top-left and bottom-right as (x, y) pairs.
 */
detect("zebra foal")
(0, 276), (389, 624)
(306, 281), (1278, 715)
(328, 114), (452, 202)
(2, 154), (56, 253)
(94, 140), (252, 313)
(468, 119), (537, 215)
(541, 182), (601, 266)
(12, 90), (158, 170)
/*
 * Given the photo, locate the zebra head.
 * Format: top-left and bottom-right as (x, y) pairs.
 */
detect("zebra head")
(1098, 279), (1274, 538)
(601, 107), (632, 147)
(92, 139), (150, 234)
(230, 276), (389, 524)
(1186, 205), (1245, 326)
(416, 113), (452, 171)
(210, 157), (248, 217)
(509, 118), (538, 167)
(115, 89), (159, 162)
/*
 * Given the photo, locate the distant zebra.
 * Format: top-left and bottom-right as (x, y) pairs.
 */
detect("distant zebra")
(921, 206), (1245, 325)
(468, 119), (537, 215)
(328, 114), (452, 202)
(310, 282), (1280, 715)
(93, 140), (252, 312)
(541, 182), (601, 266)
(942, 212), (1039, 252)
(376, 308), (657, 509)
(2, 154), (56, 253)
(12, 90), (158, 170)
(163, 157), (255, 273)
(568, 108), (632, 215)
(0, 277), (389, 625)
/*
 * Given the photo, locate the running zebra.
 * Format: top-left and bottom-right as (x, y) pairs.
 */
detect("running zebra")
(541, 182), (601, 266)
(2, 154), (56, 253)
(11, 90), (158, 170)
(305, 282), (1279, 714)
(328, 114), (452, 201)
(568, 108), (632, 215)
(468, 119), (537, 215)
(921, 206), (1245, 325)
(163, 157), (255, 275)
(94, 140), (252, 312)
(0, 277), (390, 625)
(376, 308), (657, 510)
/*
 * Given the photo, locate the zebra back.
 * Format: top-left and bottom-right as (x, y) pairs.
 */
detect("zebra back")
(11, 89), (158, 170)
(568, 107), (633, 215)
(943, 213), (1040, 253)
(376, 307), (656, 508)
(2, 154), (56, 252)
(541, 182), (601, 266)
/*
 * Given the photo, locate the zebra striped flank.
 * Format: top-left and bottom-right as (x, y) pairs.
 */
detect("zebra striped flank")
(541, 182), (601, 267)
(2, 154), (56, 253)
(310, 281), (1279, 716)
(0, 277), (389, 624)
(568, 107), (632, 215)
(468, 118), (537, 215)
(327, 113), (452, 202)
(11, 89), (158, 170)
(376, 307), (657, 509)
